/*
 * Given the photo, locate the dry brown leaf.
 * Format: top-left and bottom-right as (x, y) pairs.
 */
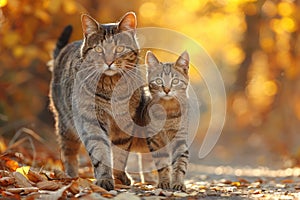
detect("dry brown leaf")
(13, 172), (32, 188)
(68, 180), (80, 194)
(238, 178), (250, 184)
(36, 184), (70, 200)
(78, 178), (93, 188)
(6, 187), (38, 194)
(101, 193), (115, 198)
(0, 170), (11, 177)
(53, 169), (68, 179)
(27, 169), (47, 183)
(281, 179), (294, 184)
(0, 176), (15, 186)
(115, 183), (131, 189)
(36, 181), (61, 190)
(90, 183), (109, 194)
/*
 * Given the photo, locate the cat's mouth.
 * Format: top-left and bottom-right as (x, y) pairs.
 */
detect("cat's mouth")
(103, 69), (118, 76)
(161, 94), (174, 100)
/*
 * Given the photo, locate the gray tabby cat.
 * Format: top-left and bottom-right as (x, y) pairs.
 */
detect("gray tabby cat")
(49, 12), (144, 190)
(144, 51), (190, 191)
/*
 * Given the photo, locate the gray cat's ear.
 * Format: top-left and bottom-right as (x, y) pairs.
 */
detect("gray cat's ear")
(119, 12), (137, 31)
(81, 14), (98, 36)
(146, 51), (159, 68)
(175, 51), (190, 75)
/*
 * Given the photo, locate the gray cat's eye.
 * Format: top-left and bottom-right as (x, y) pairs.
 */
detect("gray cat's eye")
(155, 78), (163, 85)
(94, 46), (103, 53)
(172, 78), (180, 85)
(116, 46), (125, 53)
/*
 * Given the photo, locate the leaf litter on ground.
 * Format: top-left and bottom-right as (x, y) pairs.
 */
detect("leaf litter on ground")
(1, 130), (300, 199)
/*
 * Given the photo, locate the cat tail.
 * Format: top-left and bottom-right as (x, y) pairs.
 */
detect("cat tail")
(53, 25), (73, 58)
(48, 25), (73, 72)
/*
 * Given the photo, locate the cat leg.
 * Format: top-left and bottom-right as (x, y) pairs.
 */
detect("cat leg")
(139, 153), (157, 185)
(171, 139), (189, 191)
(112, 133), (133, 186)
(56, 118), (80, 178)
(59, 130), (81, 178)
(78, 120), (114, 190)
(147, 135), (171, 189)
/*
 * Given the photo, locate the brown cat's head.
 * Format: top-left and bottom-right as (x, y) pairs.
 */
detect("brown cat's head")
(80, 12), (139, 76)
(146, 51), (190, 100)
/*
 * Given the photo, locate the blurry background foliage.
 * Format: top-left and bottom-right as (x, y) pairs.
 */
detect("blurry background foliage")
(0, 0), (300, 168)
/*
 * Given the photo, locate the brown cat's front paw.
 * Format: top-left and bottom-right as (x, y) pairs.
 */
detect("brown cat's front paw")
(172, 182), (186, 191)
(157, 181), (171, 189)
(96, 178), (114, 191)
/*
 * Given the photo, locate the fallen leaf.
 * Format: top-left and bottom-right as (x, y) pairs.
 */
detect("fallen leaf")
(36, 184), (71, 200)
(281, 179), (294, 184)
(36, 181), (61, 190)
(90, 183), (109, 194)
(0, 176), (15, 186)
(173, 191), (189, 197)
(13, 172), (32, 187)
(115, 183), (131, 189)
(114, 192), (141, 200)
(68, 180), (80, 194)
(27, 169), (47, 183)
(6, 187), (38, 194)
(231, 181), (241, 187)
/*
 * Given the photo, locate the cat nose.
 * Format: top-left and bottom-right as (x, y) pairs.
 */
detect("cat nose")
(106, 61), (114, 67)
(163, 87), (171, 94)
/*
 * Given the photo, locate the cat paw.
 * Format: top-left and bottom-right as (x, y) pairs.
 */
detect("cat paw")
(119, 173), (132, 186)
(95, 178), (114, 191)
(157, 181), (171, 189)
(172, 182), (186, 191)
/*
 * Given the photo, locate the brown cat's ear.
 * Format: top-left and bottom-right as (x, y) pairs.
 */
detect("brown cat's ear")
(81, 14), (99, 37)
(118, 12), (137, 31)
(146, 51), (159, 69)
(175, 51), (190, 75)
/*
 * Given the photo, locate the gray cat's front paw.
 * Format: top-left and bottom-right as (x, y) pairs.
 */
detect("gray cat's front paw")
(172, 182), (186, 191)
(96, 178), (114, 191)
(157, 181), (170, 189)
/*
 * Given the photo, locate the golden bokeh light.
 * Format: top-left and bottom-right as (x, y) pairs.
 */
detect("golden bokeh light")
(280, 17), (297, 32)
(139, 2), (157, 19)
(0, 0), (7, 8)
(224, 45), (245, 66)
(278, 2), (294, 17)
(262, 0), (277, 17)
(263, 81), (277, 96)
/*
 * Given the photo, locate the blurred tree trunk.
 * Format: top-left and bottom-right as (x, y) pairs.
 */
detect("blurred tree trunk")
(235, 1), (265, 91)
(236, 1), (261, 91)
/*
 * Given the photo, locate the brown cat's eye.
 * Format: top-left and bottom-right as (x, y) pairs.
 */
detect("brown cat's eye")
(116, 46), (125, 53)
(94, 46), (103, 53)
(172, 78), (180, 85)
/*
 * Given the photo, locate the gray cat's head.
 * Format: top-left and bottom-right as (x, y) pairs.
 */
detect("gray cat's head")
(80, 12), (139, 76)
(146, 51), (190, 100)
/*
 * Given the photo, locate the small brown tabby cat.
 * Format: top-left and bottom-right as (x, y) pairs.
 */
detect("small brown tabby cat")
(144, 51), (190, 191)
(49, 12), (145, 190)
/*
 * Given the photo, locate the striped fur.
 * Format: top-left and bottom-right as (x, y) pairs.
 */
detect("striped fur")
(144, 51), (190, 191)
(49, 12), (144, 190)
